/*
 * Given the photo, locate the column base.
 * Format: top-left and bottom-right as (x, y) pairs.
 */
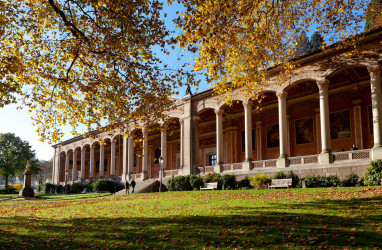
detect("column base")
(372, 147), (382, 160)
(142, 171), (149, 181)
(214, 164), (223, 173)
(242, 161), (253, 171)
(319, 152), (333, 165)
(277, 157), (289, 168)
(19, 188), (34, 198)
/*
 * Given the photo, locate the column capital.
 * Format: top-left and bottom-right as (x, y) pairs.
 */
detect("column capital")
(215, 108), (224, 116)
(276, 91), (287, 100)
(317, 79), (330, 89)
(243, 100), (253, 109)
(367, 64), (381, 75)
(81, 147), (87, 152)
(256, 121), (263, 127)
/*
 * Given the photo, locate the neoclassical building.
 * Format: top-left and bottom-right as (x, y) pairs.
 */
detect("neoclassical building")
(52, 28), (382, 185)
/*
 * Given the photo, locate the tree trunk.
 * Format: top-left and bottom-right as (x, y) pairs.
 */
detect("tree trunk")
(5, 175), (8, 189)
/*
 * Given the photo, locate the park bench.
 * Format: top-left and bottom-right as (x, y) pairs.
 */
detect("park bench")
(200, 182), (218, 191)
(268, 178), (292, 189)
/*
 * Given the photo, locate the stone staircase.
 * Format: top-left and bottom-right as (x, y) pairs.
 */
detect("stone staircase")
(115, 179), (168, 195)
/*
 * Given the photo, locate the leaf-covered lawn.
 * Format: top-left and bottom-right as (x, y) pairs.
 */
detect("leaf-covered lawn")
(1, 187), (381, 249)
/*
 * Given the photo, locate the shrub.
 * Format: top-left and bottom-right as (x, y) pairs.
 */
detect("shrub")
(250, 174), (271, 189)
(237, 176), (251, 189)
(0, 186), (17, 194)
(273, 171), (287, 179)
(93, 179), (123, 193)
(341, 172), (359, 187)
(85, 181), (95, 192)
(304, 174), (323, 188)
(203, 172), (221, 183)
(37, 183), (56, 193)
(70, 182), (85, 193)
(363, 159), (382, 186)
(203, 172), (222, 189)
(9, 183), (23, 192)
(324, 174), (341, 187)
(286, 171), (300, 188)
(221, 174), (237, 190)
(189, 175), (204, 190)
(55, 184), (64, 194)
(272, 171), (300, 188)
(175, 176), (192, 191)
(304, 174), (340, 188)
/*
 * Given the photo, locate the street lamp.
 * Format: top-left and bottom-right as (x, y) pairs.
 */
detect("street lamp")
(159, 156), (163, 193)
(64, 170), (68, 194)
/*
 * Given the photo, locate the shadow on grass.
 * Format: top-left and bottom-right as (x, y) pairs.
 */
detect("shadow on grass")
(35, 193), (112, 201)
(1, 197), (381, 249)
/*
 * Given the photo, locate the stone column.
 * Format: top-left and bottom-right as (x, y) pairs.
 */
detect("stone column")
(99, 143), (105, 178)
(72, 150), (77, 181)
(127, 136), (134, 180)
(369, 65), (382, 147)
(161, 125), (167, 168)
(160, 125), (167, 179)
(276, 91), (288, 168)
(110, 139), (116, 177)
(368, 65), (382, 159)
(286, 115), (291, 157)
(215, 108), (224, 172)
(142, 128), (149, 180)
(315, 108), (321, 154)
(193, 116), (200, 174)
(317, 79), (333, 164)
(352, 99), (363, 149)
(243, 101), (253, 171)
(80, 147), (86, 180)
(89, 145), (95, 179)
(180, 119), (184, 169)
(53, 147), (61, 184)
(122, 134), (128, 181)
(65, 152), (70, 179)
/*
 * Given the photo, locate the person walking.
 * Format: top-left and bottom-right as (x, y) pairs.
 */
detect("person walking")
(125, 180), (130, 194)
(131, 179), (136, 194)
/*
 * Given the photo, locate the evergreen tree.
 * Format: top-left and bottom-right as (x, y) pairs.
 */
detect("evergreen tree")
(310, 32), (323, 52)
(295, 31), (310, 57)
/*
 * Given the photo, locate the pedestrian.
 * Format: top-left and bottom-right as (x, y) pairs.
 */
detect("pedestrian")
(131, 179), (136, 194)
(125, 180), (130, 194)
(351, 144), (358, 151)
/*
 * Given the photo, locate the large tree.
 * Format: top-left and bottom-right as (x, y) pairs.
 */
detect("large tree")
(0, 133), (38, 188)
(175, 0), (370, 102)
(0, 0), (375, 143)
(0, 0), (198, 144)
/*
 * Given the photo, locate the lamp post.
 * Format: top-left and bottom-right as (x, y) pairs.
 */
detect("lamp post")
(159, 156), (163, 193)
(64, 170), (68, 194)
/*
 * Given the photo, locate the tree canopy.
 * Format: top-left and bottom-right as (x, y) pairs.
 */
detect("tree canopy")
(0, 0), (378, 143)
(0, 133), (38, 188)
(175, 0), (371, 102)
(0, 0), (198, 143)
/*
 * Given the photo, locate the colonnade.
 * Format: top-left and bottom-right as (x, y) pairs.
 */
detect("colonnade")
(53, 64), (382, 184)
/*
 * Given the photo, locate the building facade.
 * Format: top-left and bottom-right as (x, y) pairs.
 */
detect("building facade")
(52, 29), (382, 185)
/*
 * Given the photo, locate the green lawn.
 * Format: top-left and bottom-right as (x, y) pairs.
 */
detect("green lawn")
(1, 187), (381, 249)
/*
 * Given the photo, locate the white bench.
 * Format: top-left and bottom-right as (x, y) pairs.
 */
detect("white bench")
(268, 178), (292, 189)
(200, 182), (218, 191)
